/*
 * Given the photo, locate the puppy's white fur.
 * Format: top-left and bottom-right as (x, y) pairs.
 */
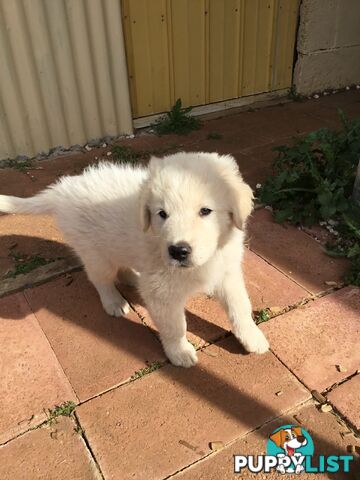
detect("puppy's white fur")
(0, 152), (269, 366)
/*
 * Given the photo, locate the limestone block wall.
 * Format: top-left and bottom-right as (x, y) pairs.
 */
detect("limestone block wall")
(294, 0), (360, 94)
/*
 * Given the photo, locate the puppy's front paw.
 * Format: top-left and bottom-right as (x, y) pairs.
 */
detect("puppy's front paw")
(237, 325), (269, 354)
(163, 338), (198, 368)
(102, 295), (131, 317)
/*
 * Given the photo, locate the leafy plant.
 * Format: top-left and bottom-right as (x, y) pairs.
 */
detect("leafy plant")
(255, 309), (270, 324)
(111, 146), (145, 164)
(152, 98), (201, 135)
(5, 253), (53, 278)
(112, 144), (180, 164)
(259, 111), (360, 285)
(46, 401), (77, 425)
(288, 85), (304, 102)
(130, 361), (162, 381)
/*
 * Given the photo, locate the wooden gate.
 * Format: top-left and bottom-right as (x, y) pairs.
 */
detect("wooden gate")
(122, 0), (299, 118)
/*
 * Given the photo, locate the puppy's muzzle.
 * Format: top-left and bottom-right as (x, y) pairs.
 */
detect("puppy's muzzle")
(168, 242), (192, 264)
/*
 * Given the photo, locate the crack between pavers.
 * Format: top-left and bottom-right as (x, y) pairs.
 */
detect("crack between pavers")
(323, 371), (360, 396)
(247, 247), (314, 294)
(163, 398), (314, 480)
(247, 246), (348, 300)
(325, 402), (360, 438)
(73, 412), (106, 480)
(266, 346), (360, 439)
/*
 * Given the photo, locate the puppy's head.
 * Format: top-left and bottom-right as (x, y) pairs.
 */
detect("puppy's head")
(140, 152), (253, 268)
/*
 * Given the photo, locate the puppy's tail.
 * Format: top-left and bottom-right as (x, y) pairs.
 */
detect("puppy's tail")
(0, 190), (54, 215)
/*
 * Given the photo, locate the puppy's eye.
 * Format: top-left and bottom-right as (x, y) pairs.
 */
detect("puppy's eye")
(158, 210), (168, 220)
(199, 207), (212, 217)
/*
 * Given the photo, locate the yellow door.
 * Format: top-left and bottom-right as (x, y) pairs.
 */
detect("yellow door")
(122, 0), (299, 118)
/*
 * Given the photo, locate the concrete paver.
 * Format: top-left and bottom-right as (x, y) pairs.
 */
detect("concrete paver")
(328, 375), (360, 431)
(77, 336), (309, 480)
(173, 402), (360, 479)
(0, 417), (102, 480)
(0, 293), (76, 444)
(24, 271), (165, 401)
(248, 209), (349, 293)
(262, 287), (360, 392)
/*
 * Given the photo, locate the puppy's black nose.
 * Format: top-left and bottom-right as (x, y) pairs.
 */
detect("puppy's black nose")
(298, 435), (306, 444)
(168, 243), (192, 262)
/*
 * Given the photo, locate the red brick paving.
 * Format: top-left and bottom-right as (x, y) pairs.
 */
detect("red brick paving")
(0, 417), (102, 480)
(77, 336), (309, 480)
(173, 402), (360, 479)
(248, 209), (350, 294)
(328, 374), (360, 431)
(24, 271), (165, 401)
(0, 293), (76, 444)
(262, 287), (360, 392)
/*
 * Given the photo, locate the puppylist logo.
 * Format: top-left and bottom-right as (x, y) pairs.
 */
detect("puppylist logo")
(234, 424), (355, 475)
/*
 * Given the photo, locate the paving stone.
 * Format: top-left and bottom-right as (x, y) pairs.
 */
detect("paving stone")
(262, 287), (360, 392)
(173, 402), (360, 479)
(0, 214), (70, 280)
(77, 336), (310, 480)
(248, 208), (349, 293)
(328, 375), (360, 431)
(0, 417), (101, 480)
(233, 143), (278, 189)
(243, 249), (308, 311)
(0, 293), (76, 444)
(25, 271), (165, 401)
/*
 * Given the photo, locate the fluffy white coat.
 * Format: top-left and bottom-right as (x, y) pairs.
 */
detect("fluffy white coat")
(0, 152), (269, 366)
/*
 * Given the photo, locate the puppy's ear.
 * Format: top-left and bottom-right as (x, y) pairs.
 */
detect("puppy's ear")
(270, 430), (284, 447)
(217, 155), (253, 230)
(139, 180), (151, 232)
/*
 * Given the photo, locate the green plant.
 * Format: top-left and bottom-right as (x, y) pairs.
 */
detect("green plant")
(1, 158), (33, 171)
(46, 401), (77, 425)
(111, 146), (145, 164)
(255, 309), (270, 324)
(5, 253), (53, 278)
(152, 98), (201, 135)
(112, 144), (181, 164)
(207, 132), (223, 140)
(259, 111), (360, 285)
(130, 361), (163, 381)
(288, 85), (304, 102)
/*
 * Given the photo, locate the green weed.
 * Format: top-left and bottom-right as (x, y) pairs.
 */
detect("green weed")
(6, 253), (53, 278)
(255, 309), (271, 324)
(2, 159), (33, 171)
(130, 361), (162, 381)
(152, 98), (201, 135)
(46, 401), (77, 426)
(288, 85), (305, 102)
(259, 111), (360, 285)
(112, 144), (181, 164)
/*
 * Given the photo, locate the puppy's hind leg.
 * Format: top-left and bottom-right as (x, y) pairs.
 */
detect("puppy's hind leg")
(84, 260), (131, 317)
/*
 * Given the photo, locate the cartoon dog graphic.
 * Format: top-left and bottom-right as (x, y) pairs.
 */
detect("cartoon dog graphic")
(270, 426), (308, 474)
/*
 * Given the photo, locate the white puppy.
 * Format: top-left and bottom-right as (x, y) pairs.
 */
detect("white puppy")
(0, 152), (269, 367)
